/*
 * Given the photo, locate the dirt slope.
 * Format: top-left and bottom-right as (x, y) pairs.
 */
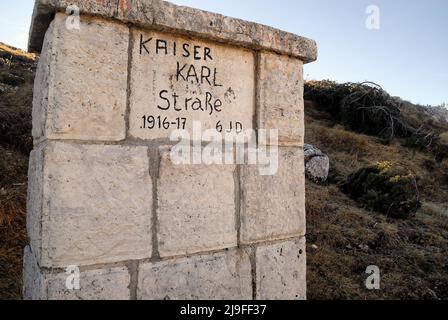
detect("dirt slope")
(0, 43), (36, 300)
(305, 100), (448, 299)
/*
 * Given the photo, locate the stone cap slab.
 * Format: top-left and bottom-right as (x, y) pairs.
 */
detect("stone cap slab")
(28, 0), (317, 63)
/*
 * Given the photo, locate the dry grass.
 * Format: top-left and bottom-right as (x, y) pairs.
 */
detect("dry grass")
(305, 99), (448, 300)
(440, 132), (448, 145)
(0, 44), (35, 300)
(307, 124), (371, 156)
(0, 186), (27, 300)
(0, 43), (36, 62)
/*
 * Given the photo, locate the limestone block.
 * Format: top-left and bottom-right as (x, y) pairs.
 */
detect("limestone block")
(258, 52), (304, 146)
(157, 146), (237, 257)
(30, 1), (318, 63)
(23, 246), (131, 300)
(45, 267), (131, 300)
(23, 246), (44, 300)
(28, 0), (119, 53)
(152, 1), (255, 45)
(129, 29), (254, 141)
(252, 24), (318, 63)
(240, 147), (306, 244)
(255, 238), (306, 300)
(41, 0), (118, 19)
(32, 13), (128, 141)
(138, 249), (252, 300)
(32, 142), (152, 267)
(26, 144), (45, 263)
(31, 26), (51, 139)
(115, 0), (157, 23)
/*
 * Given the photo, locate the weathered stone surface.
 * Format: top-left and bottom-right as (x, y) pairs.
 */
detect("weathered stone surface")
(138, 249), (252, 299)
(32, 13), (128, 141)
(152, 1), (255, 49)
(116, 0), (157, 22)
(29, 1), (317, 62)
(23, 246), (44, 300)
(28, 0), (119, 52)
(31, 24), (51, 140)
(253, 24), (317, 63)
(157, 146), (237, 257)
(129, 29), (255, 141)
(240, 147), (306, 244)
(255, 238), (306, 300)
(23, 246), (131, 300)
(258, 52), (304, 146)
(34, 142), (152, 267)
(45, 266), (131, 300)
(26, 145), (45, 263)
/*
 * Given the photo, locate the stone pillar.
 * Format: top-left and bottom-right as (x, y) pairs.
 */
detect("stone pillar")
(24, 0), (317, 300)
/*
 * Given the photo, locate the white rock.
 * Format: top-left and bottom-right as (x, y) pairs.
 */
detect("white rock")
(304, 144), (330, 183)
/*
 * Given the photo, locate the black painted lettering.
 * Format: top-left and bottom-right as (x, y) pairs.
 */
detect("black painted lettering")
(186, 64), (199, 83)
(236, 122), (243, 133)
(172, 93), (181, 111)
(214, 99), (222, 113)
(201, 66), (212, 85)
(176, 62), (187, 81)
(194, 45), (201, 60)
(140, 34), (152, 55)
(204, 47), (213, 61)
(182, 43), (190, 57)
(156, 39), (168, 55)
(191, 98), (203, 111)
(157, 90), (170, 110)
(213, 68), (223, 87)
(205, 92), (213, 115)
(184, 97), (192, 110)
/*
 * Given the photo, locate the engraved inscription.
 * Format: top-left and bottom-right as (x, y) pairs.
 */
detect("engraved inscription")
(129, 30), (255, 140)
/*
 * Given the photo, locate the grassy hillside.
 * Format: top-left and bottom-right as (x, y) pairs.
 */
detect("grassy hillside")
(0, 43), (36, 299)
(305, 98), (448, 299)
(0, 43), (447, 300)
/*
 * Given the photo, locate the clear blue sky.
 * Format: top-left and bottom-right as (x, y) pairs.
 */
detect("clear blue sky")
(1, 0), (447, 106)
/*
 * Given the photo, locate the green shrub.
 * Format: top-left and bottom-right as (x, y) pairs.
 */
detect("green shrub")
(342, 161), (421, 219)
(304, 81), (440, 152)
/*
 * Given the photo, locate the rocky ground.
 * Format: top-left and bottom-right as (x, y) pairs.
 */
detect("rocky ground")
(0, 43), (447, 300)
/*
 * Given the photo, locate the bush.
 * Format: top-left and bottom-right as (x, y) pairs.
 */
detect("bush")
(342, 161), (421, 219)
(305, 81), (440, 151)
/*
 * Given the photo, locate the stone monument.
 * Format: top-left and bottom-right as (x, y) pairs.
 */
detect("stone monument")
(24, 0), (317, 300)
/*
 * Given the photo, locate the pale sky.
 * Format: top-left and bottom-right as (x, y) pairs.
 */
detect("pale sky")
(1, 0), (447, 107)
